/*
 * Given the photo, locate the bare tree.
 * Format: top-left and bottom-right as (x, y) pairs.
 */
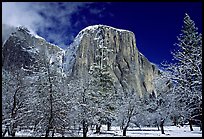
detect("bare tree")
(2, 67), (34, 137)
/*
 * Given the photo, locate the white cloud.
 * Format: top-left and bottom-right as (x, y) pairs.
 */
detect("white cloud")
(2, 2), (107, 48)
(2, 2), (43, 33)
(2, 2), (90, 32)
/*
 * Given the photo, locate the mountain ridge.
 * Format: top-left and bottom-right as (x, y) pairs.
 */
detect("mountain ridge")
(2, 24), (160, 98)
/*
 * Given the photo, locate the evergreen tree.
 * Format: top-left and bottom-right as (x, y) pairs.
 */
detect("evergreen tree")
(164, 13), (202, 131)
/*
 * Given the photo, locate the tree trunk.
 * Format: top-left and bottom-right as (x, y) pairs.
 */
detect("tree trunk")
(45, 72), (54, 137)
(188, 119), (193, 131)
(200, 108), (202, 131)
(82, 120), (88, 137)
(2, 129), (7, 137)
(157, 124), (160, 131)
(107, 122), (111, 131)
(172, 116), (177, 126)
(121, 119), (124, 130)
(123, 126), (128, 136)
(10, 122), (17, 137)
(3, 125), (10, 137)
(11, 131), (16, 137)
(90, 124), (94, 131)
(160, 119), (165, 134)
(10, 123), (16, 137)
(10, 89), (18, 137)
(61, 125), (65, 137)
(123, 110), (132, 136)
(45, 115), (53, 137)
(96, 124), (101, 134)
(45, 127), (50, 137)
(52, 129), (55, 137)
(2, 130), (7, 137)
(33, 122), (37, 131)
(200, 123), (202, 131)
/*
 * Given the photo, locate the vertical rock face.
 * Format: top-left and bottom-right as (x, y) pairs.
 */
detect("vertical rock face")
(65, 25), (159, 98)
(2, 26), (65, 73)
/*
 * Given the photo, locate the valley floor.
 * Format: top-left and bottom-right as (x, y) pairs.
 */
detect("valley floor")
(2, 125), (202, 137)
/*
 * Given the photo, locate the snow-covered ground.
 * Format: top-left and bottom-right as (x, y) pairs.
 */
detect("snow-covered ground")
(3, 125), (202, 137)
(87, 125), (202, 137)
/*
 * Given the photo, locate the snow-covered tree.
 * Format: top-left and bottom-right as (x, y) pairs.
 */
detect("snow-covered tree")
(2, 67), (34, 137)
(146, 93), (172, 134)
(163, 13), (202, 131)
(66, 76), (92, 137)
(31, 48), (67, 137)
(114, 86), (144, 136)
(140, 70), (176, 134)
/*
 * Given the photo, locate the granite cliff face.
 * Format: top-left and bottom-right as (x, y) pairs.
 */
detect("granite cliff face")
(65, 25), (160, 98)
(2, 25), (160, 98)
(2, 26), (64, 73)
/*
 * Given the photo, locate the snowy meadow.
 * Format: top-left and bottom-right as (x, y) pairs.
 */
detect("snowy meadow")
(2, 125), (202, 137)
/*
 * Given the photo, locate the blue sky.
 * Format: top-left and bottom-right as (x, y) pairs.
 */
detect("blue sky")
(2, 2), (202, 65)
